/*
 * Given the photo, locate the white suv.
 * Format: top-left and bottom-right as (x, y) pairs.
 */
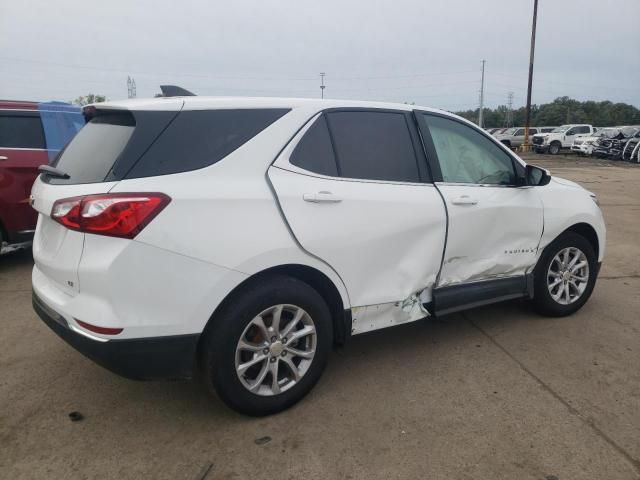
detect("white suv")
(31, 97), (606, 415)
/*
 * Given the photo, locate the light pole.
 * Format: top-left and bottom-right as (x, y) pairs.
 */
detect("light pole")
(320, 72), (326, 99)
(523, 0), (539, 151)
(478, 60), (485, 128)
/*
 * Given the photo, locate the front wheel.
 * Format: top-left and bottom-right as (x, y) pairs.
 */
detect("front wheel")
(549, 141), (562, 155)
(531, 232), (598, 317)
(201, 275), (332, 416)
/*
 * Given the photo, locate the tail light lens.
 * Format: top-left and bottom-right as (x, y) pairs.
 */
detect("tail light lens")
(51, 193), (170, 239)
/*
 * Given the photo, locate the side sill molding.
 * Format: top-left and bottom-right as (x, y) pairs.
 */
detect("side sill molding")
(432, 276), (528, 317)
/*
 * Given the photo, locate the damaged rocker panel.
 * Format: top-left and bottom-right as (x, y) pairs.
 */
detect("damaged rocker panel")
(351, 289), (431, 335)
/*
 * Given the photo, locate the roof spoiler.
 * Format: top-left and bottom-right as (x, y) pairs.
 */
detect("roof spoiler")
(159, 85), (196, 97)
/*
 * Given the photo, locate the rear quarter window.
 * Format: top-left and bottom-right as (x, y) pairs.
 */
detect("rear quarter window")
(126, 108), (290, 178)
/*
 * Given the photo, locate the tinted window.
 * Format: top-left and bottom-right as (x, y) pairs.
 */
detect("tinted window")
(129, 109), (289, 178)
(422, 114), (516, 185)
(326, 111), (420, 182)
(514, 129), (525, 136)
(577, 126), (591, 134)
(49, 111), (135, 184)
(290, 115), (338, 176)
(0, 114), (45, 149)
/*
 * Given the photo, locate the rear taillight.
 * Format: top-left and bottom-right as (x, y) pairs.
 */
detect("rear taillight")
(51, 193), (170, 239)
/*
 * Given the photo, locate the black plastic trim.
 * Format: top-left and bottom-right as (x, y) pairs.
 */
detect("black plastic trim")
(33, 291), (199, 380)
(432, 276), (528, 317)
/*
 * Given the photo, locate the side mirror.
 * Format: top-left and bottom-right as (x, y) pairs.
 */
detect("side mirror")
(526, 164), (551, 186)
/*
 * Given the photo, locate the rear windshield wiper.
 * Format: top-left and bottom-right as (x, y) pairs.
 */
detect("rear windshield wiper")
(38, 164), (70, 179)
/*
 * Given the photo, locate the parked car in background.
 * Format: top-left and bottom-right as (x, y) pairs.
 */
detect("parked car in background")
(593, 126), (640, 160)
(0, 100), (84, 254)
(621, 130), (640, 162)
(495, 127), (540, 148)
(571, 127), (618, 156)
(31, 96), (605, 415)
(532, 124), (596, 154)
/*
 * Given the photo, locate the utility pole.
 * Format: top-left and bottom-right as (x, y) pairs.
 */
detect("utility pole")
(127, 76), (136, 99)
(478, 60), (485, 127)
(523, 0), (538, 151)
(320, 72), (326, 99)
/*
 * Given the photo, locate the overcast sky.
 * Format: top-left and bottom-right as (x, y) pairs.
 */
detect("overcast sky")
(1, 0), (638, 110)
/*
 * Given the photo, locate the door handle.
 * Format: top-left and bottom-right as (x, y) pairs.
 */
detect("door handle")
(303, 191), (342, 203)
(451, 195), (478, 206)
(0, 156), (8, 161)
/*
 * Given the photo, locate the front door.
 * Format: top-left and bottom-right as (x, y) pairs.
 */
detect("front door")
(415, 111), (544, 289)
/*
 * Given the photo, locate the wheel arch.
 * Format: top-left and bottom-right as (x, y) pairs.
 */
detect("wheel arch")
(197, 264), (351, 367)
(564, 222), (599, 259)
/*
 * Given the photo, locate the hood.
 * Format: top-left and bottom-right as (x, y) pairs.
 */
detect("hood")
(552, 176), (585, 190)
(533, 132), (549, 138)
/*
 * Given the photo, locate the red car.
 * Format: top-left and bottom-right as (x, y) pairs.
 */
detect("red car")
(0, 100), (83, 253)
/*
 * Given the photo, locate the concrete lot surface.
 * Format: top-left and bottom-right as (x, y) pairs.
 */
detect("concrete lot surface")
(1, 154), (639, 479)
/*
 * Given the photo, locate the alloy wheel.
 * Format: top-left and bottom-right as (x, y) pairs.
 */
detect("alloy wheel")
(547, 247), (589, 305)
(235, 304), (317, 396)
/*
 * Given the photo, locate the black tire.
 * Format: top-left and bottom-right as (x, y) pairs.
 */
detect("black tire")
(549, 141), (561, 155)
(531, 232), (598, 317)
(201, 275), (332, 416)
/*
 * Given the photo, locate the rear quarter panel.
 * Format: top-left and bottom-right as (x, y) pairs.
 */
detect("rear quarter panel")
(109, 106), (351, 312)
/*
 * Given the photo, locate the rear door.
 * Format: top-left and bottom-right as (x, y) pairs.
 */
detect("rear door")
(415, 111), (543, 291)
(0, 110), (48, 239)
(269, 109), (447, 310)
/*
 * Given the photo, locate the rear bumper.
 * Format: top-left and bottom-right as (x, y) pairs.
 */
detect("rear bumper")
(33, 290), (199, 380)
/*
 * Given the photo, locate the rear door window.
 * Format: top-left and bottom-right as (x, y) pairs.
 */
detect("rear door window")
(0, 113), (45, 149)
(326, 111), (420, 183)
(289, 115), (338, 177)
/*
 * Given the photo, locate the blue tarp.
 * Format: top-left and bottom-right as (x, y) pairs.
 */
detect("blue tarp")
(37, 102), (84, 161)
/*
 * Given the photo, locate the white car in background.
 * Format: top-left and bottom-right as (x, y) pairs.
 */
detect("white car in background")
(571, 128), (618, 155)
(31, 97), (606, 415)
(533, 124), (596, 154)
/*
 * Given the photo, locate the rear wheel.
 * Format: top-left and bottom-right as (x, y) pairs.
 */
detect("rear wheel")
(201, 276), (332, 416)
(549, 141), (561, 155)
(531, 232), (598, 316)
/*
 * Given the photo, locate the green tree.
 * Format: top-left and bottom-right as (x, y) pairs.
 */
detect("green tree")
(72, 94), (107, 106)
(455, 97), (640, 128)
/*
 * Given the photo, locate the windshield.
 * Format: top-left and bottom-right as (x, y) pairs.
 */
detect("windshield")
(551, 126), (570, 133)
(501, 128), (517, 135)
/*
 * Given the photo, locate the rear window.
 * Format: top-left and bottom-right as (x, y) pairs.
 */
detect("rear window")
(0, 113), (45, 149)
(47, 108), (289, 184)
(127, 109), (289, 178)
(48, 111), (135, 184)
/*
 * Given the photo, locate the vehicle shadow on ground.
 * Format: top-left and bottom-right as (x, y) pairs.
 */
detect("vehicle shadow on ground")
(78, 299), (543, 425)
